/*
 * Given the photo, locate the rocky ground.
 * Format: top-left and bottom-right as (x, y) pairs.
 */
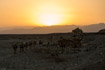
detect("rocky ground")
(0, 34), (105, 70)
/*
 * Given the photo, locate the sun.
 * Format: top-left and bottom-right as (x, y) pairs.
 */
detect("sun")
(34, 3), (66, 26)
(38, 13), (62, 26)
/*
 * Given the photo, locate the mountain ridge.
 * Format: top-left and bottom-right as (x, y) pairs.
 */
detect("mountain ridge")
(0, 23), (105, 34)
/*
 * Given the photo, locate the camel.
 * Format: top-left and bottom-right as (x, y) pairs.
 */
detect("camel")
(57, 37), (82, 53)
(12, 43), (18, 54)
(23, 42), (29, 51)
(19, 42), (25, 53)
(57, 39), (75, 53)
(32, 41), (37, 48)
(39, 40), (43, 45)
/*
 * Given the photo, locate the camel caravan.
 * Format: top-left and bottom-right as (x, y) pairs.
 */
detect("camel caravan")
(12, 28), (84, 54)
(12, 40), (37, 54)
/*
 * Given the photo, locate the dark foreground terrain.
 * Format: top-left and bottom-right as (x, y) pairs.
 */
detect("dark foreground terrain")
(0, 33), (105, 70)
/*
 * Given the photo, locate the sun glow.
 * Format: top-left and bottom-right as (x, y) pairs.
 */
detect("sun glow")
(34, 2), (67, 26)
(38, 13), (62, 26)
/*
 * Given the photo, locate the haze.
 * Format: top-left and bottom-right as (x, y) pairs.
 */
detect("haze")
(0, 0), (105, 28)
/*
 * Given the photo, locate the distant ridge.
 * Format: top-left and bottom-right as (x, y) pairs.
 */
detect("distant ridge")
(0, 23), (105, 34)
(81, 23), (105, 32)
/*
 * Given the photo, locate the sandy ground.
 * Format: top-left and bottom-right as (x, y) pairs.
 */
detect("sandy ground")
(0, 34), (105, 70)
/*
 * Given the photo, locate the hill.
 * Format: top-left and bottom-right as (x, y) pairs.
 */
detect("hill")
(0, 23), (105, 34)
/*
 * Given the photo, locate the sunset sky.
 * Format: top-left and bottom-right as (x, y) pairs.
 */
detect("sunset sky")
(0, 0), (105, 28)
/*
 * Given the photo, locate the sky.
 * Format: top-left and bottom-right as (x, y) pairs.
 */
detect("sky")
(0, 0), (105, 28)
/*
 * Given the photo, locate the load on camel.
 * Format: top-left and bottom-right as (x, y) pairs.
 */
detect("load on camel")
(72, 28), (84, 40)
(57, 28), (84, 53)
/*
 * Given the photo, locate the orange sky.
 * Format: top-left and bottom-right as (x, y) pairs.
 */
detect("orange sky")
(0, 0), (105, 27)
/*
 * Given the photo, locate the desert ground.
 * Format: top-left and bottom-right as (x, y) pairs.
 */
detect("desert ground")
(0, 33), (105, 70)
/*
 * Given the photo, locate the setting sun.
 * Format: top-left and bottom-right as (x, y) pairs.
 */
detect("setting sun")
(38, 13), (62, 26)
(34, 2), (66, 26)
